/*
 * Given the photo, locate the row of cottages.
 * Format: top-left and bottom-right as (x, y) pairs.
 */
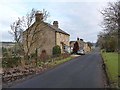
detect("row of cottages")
(23, 11), (70, 56)
(70, 38), (91, 53)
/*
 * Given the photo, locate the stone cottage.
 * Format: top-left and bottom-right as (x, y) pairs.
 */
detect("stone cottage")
(70, 38), (91, 53)
(83, 42), (91, 53)
(23, 11), (70, 56)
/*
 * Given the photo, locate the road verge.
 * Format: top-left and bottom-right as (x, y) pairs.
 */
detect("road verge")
(101, 52), (119, 88)
(3, 55), (79, 88)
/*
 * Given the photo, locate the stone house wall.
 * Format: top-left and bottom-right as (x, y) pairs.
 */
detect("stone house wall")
(56, 32), (70, 53)
(23, 22), (56, 56)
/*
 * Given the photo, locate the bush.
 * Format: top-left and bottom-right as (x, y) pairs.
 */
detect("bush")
(52, 45), (61, 56)
(102, 49), (106, 52)
(30, 53), (37, 60)
(2, 56), (21, 68)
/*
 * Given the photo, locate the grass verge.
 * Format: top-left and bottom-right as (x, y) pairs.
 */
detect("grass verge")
(47, 56), (73, 68)
(101, 52), (119, 88)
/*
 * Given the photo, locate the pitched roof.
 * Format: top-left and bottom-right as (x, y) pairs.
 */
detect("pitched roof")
(24, 21), (70, 36)
(45, 22), (70, 36)
(70, 41), (76, 44)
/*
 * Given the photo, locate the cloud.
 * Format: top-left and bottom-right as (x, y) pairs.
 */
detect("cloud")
(44, 2), (106, 42)
(0, 0), (116, 42)
(0, 5), (18, 41)
(15, 0), (116, 2)
(0, 0), (28, 41)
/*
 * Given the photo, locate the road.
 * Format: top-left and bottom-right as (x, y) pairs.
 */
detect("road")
(11, 49), (106, 88)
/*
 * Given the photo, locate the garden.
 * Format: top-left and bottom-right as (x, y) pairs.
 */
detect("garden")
(2, 45), (73, 84)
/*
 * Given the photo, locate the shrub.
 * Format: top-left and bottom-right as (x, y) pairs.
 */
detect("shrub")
(30, 53), (37, 60)
(102, 49), (106, 52)
(2, 56), (21, 68)
(52, 45), (61, 56)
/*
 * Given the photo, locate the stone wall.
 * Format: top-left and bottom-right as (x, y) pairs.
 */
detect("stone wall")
(23, 22), (56, 56)
(83, 43), (91, 53)
(56, 32), (69, 53)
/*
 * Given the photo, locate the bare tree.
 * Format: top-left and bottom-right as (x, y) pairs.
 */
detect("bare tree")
(10, 17), (24, 55)
(101, 1), (120, 36)
(10, 8), (50, 60)
(98, 1), (120, 52)
(23, 9), (49, 61)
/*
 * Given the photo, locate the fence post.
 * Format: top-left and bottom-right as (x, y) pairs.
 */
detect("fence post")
(35, 48), (38, 66)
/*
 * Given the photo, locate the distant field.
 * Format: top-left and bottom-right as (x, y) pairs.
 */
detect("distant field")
(101, 52), (119, 88)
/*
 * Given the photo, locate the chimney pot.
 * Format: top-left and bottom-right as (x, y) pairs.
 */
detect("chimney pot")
(77, 37), (79, 41)
(53, 21), (58, 28)
(35, 11), (43, 22)
(80, 39), (83, 41)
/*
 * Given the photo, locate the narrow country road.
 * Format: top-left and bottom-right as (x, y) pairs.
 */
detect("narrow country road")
(11, 48), (106, 88)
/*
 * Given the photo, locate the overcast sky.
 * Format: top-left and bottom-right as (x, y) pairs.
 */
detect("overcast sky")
(0, 0), (116, 43)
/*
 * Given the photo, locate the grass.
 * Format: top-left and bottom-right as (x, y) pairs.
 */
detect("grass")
(101, 52), (119, 88)
(48, 56), (73, 68)
(54, 57), (72, 64)
(36, 56), (73, 70)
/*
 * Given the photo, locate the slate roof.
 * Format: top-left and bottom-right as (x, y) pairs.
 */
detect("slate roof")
(70, 41), (76, 44)
(24, 21), (70, 36)
(45, 23), (70, 36)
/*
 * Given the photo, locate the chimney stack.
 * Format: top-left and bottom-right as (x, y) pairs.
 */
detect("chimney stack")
(80, 39), (83, 41)
(53, 21), (58, 28)
(35, 11), (43, 22)
(77, 37), (79, 41)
